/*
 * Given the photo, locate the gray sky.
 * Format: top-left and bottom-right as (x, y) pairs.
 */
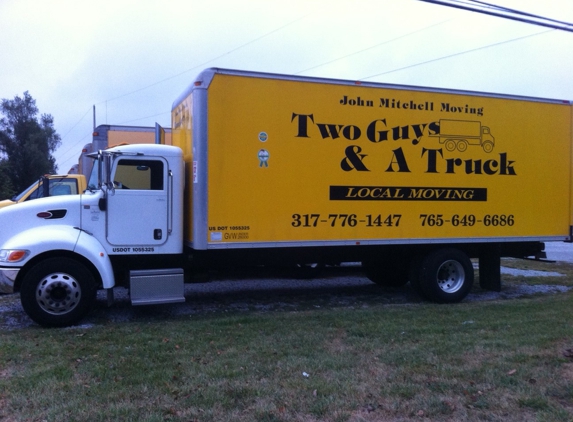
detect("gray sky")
(0, 0), (571, 174)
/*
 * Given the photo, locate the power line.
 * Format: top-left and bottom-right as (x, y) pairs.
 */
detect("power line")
(56, 0), (571, 170)
(295, 19), (453, 75)
(59, 10), (314, 171)
(359, 28), (552, 80)
(418, 0), (573, 32)
(57, 129), (92, 161)
(467, 0), (573, 25)
(59, 106), (92, 141)
(116, 111), (171, 125)
(99, 12), (313, 105)
(56, 131), (93, 170)
(83, 9), (316, 149)
(54, 107), (93, 170)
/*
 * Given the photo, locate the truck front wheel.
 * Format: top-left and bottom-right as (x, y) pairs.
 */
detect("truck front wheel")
(416, 248), (473, 303)
(20, 257), (97, 327)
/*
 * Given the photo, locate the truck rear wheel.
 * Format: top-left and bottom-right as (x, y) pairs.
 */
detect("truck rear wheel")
(416, 248), (473, 303)
(20, 257), (97, 327)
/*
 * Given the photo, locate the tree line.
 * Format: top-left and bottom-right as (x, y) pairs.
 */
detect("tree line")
(0, 92), (60, 199)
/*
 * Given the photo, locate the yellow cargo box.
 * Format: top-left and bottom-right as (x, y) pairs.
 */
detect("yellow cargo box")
(172, 69), (572, 249)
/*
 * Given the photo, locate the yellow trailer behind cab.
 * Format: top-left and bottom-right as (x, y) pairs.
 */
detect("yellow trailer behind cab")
(172, 69), (572, 248)
(168, 68), (573, 303)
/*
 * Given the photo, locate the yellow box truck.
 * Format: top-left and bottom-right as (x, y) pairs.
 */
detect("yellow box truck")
(78, 124), (172, 178)
(0, 68), (571, 326)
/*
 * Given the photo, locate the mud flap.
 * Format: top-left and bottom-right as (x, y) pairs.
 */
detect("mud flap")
(479, 245), (501, 292)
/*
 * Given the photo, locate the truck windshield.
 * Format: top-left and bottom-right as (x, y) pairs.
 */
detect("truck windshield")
(12, 180), (43, 202)
(87, 158), (100, 190)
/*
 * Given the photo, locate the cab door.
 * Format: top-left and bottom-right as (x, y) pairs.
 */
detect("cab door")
(106, 157), (170, 247)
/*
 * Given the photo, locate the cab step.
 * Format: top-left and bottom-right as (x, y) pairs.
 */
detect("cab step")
(130, 268), (185, 305)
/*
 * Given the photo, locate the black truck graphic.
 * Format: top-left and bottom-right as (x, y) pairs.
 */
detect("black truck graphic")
(432, 119), (495, 153)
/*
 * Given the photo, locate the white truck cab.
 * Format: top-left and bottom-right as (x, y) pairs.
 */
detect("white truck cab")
(83, 143), (184, 256)
(0, 143), (185, 326)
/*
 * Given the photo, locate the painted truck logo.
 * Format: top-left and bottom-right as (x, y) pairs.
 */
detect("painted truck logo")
(290, 114), (513, 177)
(432, 119), (494, 153)
(288, 95), (516, 204)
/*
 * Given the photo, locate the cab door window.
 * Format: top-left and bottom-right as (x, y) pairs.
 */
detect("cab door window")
(113, 159), (164, 190)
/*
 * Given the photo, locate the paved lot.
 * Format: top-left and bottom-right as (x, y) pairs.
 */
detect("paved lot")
(1, 243), (572, 330)
(1, 263), (571, 330)
(544, 242), (573, 263)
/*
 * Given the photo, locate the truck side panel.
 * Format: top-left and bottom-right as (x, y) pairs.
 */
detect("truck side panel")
(570, 103), (573, 235)
(177, 70), (572, 249)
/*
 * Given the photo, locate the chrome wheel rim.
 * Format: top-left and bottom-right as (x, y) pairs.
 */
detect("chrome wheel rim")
(436, 260), (465, 293)
(36, 273), (81, 315)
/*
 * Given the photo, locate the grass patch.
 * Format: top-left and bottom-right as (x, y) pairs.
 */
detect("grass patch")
(498, 258), (573, 287)
(2, 260), (573, 421)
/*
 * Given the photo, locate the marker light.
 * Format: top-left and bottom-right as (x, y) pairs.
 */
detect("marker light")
(0, 250), (30, 263)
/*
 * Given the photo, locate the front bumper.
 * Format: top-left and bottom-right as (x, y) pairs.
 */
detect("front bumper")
(0, 267), (19, 294)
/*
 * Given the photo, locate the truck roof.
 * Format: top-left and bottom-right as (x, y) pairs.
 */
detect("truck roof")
(106, 143), (182, 158)
(173, 67), (573, 111)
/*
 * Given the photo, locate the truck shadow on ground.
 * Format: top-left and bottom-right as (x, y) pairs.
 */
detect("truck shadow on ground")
(91, 266), (423, 326)
(86, 265), (571, 327)
(1, 266), (570, 330)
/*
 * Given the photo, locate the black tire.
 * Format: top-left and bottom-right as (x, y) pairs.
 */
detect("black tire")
(417, 248), (473, 303)
(20, 257), (97, 327)
(362, 258), (409, 287)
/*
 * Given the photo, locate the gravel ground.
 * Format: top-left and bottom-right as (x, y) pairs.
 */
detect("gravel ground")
(0, 263), (571, 330)
(544, 241), (573, 263)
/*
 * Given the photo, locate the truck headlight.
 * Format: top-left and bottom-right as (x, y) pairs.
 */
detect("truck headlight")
(0, 249), (30, 263)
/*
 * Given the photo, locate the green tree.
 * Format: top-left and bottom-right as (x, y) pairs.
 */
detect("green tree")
(0, 91), (61, 197)
(0, 159), (14, 199)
